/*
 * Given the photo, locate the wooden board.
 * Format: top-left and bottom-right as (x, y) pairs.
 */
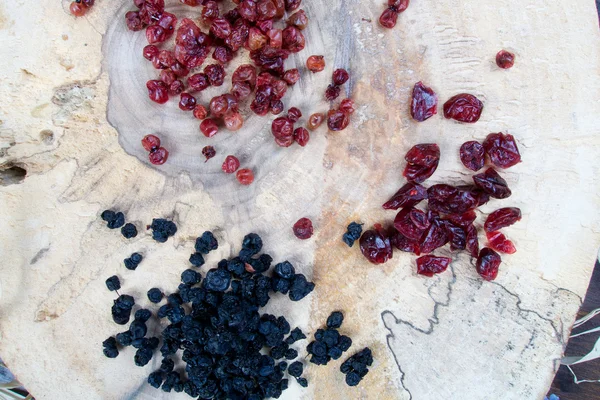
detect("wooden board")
(1, 0), (600, 399)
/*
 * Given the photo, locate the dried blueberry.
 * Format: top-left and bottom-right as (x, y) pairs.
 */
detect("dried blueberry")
(135, 309), (152, 322)
(288, 361), (303, 377)
(150, 219), (177, 243)
(116, 331), (133, 346)
(204, 268), (231, 292)
(102, 337), (119, 358)
(181, 269), (202, 285)
(296, 377), (308, 387)
(121, 223), (138, 239)
(105, 275), (121, 291)
(147, 288), (163, 303)
(274, 261), (295, 279)
(189, 252), (205, 267)
(288, 274), (315, 301)
(326, 311), (344, 329)
(105, 211), (125, 229)
(343, 222), (363, 247)
(195, 231), (219, 254)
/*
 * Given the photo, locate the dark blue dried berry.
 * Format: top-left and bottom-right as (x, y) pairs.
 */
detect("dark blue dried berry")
(189, 252), (205, 267)
(181, 269), (202, 285)
(102, 337), (119, 358)
(343, 222), (363, 247)
(203, 268), (231, 292)
(195, 231), (218, 254)
(121, 223), (138, 239)
(150, 219), (177, 243)
(288, 361), (303, 377)
(326, 311), (344, 329)
(135, 309), (152, 322)
(147, 288), (163, 303)
(105, 275), (121, 291)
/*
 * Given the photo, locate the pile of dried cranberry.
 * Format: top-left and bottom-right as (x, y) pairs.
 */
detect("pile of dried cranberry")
(359, 133), (522, 281)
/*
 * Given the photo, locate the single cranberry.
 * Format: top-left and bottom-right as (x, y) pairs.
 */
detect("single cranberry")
(379, 8), (398, 29)
(274, 136), (294, 147)
(256, 0), (277, 20)
(473, 168), (511, 199)
(484, 207), (522, 232)
(359, 225), (393, 264)
(486, 231), (516, 254)
(283, 69), (300, 85)
(466, 224), (479, 258)
(155, 50), (176, 69)
(141, 134), (161, 152)
(256, 19), (274, 34)
(496, 50), (515, 69)
(459, 141), (485, 171)
(306, 55), (325, 73)
(143, 45), (159, 61)
(271, 79), (288, 100)
(179, 93), (197, 111)
(200, 119), (219, 137)
(293, 128), (309, 146)
(250, 46), (290, 74)
(139, 0), (164, 25)
(188, 73), (211, 92)
(231, 82), (253, 100)
(226, 22), (249, 51)
(146, 80), (169, 104)
(339, 99), (356, 115)
(443, 94), (484, 123)
(327, 109), (350, 131)
(168, 80), (184, 96)
(410, 81), (438, 122)
(482, 132), (521, 169)
(287, 107), (302, 123)
(307, 113), (325, 130)
(160, 70), (176, 85)
(427, 185), (479, 215)
(201, 1), (220, 23)
(248, 27), (269, 51)
(293, 217), (314, 239)
(224, 112), (244, 131)
(394, 207), (429, 241)
(446, 211), (477, 228)
(70, 2), (87, 17)
(285, 0), (301, 11)
(420, 219), (449, 254)
(222, 155), (241, 174)
(282, 26), (305, 52)
(287, 10), (308, 30)
(213, 46), (234, 64)
(267, 28), (283, 48)
(443, 221), (466, 251)
(202, 146), (216, 162)
(236, 169), (255, 185)
(209, 95), (228, 118)
(403, 143), (440, 183)
(171, 62), (189, 78)
(325, 85), (341, 101)
(238, 0), (258, 22)
(126, 11), (145, 31)
(270, 100), (284, 115)
(383, 182), (428, 210)
(146, 24), (166, 45)
(273, 0), (285, 18)
(149, 147), (169, 165)
(416, 256), (450, 277)
(332, 69), (350, 86)
(157, 12), (177, 37)
(389, 0), (409, 12)
(210, 18), (232, 39)
(272, 117), (294, 143)
(476, 248), (502, 281)
(390, 229), (420, 255)
(204, 64), (226, 86)
(193, 105), (208, 120)
(251, 86), (272, 116)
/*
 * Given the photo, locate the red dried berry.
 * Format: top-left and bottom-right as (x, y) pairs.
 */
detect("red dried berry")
(287, 107), (302, 123)
(143, 45), (159, 61)
(482, 132), (521, 169)
(427, 184), (479, 215)
(202, 146), (216, 162)
(287, 10), (308, 30)
(476, 248), (501, 281)
(222, 155), (240, 174)
(419, 218), (449, 254)
(171, 62), (189, 78)
(267, 28), (283, 48)
(393, 207), (430, 241)
(443, 94), (484, 123)
(270, 100), (284, 115)
(146, 80), (169, 104)
(282, 26), (305, 52)
(249, 27), (269, 51)
(157, 12), (177, 35)
(446, 211), (477, 228)
(416, 255), (450, 277)
(484, 207), (522, 232)
(325, 85), (341, 101)
(379, 8), (398, 29)
(327, 109), (350, 131)
(204, 64), (226, 86)
(359, 226), (393, 264)
(293, 127), (309, 146)
(224, 112), (244, 131)
(466, 224), (479, 258)
(307, 113), (325, 130)
(168, 80), (184, 96)
(410, 81), (438, 122)
(403, 143), (440, 183)
(70, 2), (88, 16)
(201, 1), (220, 23)
(459, 141), (485, 171)
(250, 46), (290, 74)
(444, 221), (467, 251)
(193, 105), (208, 120)
(200, 119), (219, 138)
(306, 55), (325, 73)
(126, 11), (145, 31)
(160, 70), (176, 85)
(293, 217), (314, 239)
(149, 147), (169, 165)
(146, 25), (166, 44)
(236, 169), (255, 185)
(271, 117), (294, 145)
(382, 182), (428, 210)
(210, 18), (232, 39)
(285, 0), (301, 11)
(486, 231), (516, 254)
(390, 229), (420, 255)
(389, 0), (409, 12)
(141, 134), (161, 152)
(332, 69), (350, 86)
(283, 69), (300, 85)
(188, 73), (211, 92)
(339, 99), (356, 115)
(473, 168), (511, 199)
(496, 50), (515, 69)
(233, 64), (257, 86)
(256, 0), (277, 20)
(213, 46), (234, 64)
(179, 93), (197, 111)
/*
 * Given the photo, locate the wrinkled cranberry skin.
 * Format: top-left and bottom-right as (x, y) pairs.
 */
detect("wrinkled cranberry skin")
(160, 70), (176, 85)
(419, 219), (449, 254)
(201, 1), (220, 23)
(155, 50), (176, 69)
(411, 81), (438, 122)
(179, 93), (197, 111)
(149, 147), (169, 165)
(307, 113), (325, 130)
(204, 64), (226, 86)
(168, 80), (184, 96)
(224, 112), (244, 131)
(496, 50), (515, 69)
(327, 110), (350, 131)
(142, 134), (161, 152)
(232, 64), (257, 86)
(238, 0), (258, 22)
(236, 169), (255, 185)
(383, 182), (428, 210)
(306, 55), (325, 73)
(460, 141), (485, 171)
(200, 119), (219, 137)
(416, 256), (450, 277)
(359, 228), (393, 264)
(146, 80), (169, 104)
(251, 85), (272, 116)
(483, 132), (521, 169)
(267, 28), (283, 48)
(193, 105), (208, 120)
(287, 10), (308, 30)
(476, 248), (502, 281)
(202, 146), (216, 162)
(157, 11), (177, 36)
(270, 100), (284, 115)
(143, 45), (159, 61)
(403, 144), (440, 183)
(293, 128), (309, 146)
(389, 0), (410, 12)
(473, 168), (511, 199)
(332, 69), (350, 86)
(428, 184), (479, 215)
(466, 224), (479, 257)
(379, 8), (398, 29)
(282, 26), (305, 52)
(339, 99), (356, 115)
(126, 11), (145, 31)
(250, 46), (290, 74)
(287, 107), (302, 123)
(394, 207), (429, 241)
(256, 0), (277, 20)
(325, 85), (341, 101)
(248, 27), (269, 51)
(222, 155), (240, 174)
(188, 73), (210, 92)
(443, 94), (484, 123)
(171, 62), (189, 78)
(213, 46), (234, 64)
(484, 207), (522, 232)
(283, 69), (300, 85)
(285, 0), (301, 11)
(487, 231), (516, 254)
(271, 117), (294, 145)
(210, 18), (232, 39)
(293, 217), (313, 239)
(390, 229), (420, 255)
(444, 222), (467, 251)
(446, 211), (477, 228)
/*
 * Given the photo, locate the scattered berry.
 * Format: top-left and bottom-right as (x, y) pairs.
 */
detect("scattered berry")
(342, 222), (363, 247)
(121, 223), (138, 239)
(202, 146), (216, 162)
(306, 55), (325, 73)
(147, 288), (164, 304)
(222, 155), (240, 174)
(293, 218), (314, 239)
(105, 275), (121, 292)
(149, 219), (177, 243)
(496, 50), (515, 69)
(236, 169), (255, 185)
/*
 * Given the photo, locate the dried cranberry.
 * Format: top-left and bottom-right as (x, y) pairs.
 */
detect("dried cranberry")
(202, 146), (216, 162)
(443, 94), (484, 123)
(390, 229), (420, 255)
(325, 85), (341, 101)
(238, 0), (258, 22)
(283, 69), (300, 85)
(270, 100), (284, 115)
(157, 12), (177, 36)
(389, 0), (409, 12)
(444, 222), (467, 251)
(473, 168), (511, 199)
(171, 62), (189, 78)
(251, 85), (272, 116)
(222, 155), (240, 174)
(236, 169), (254, 185)
(188, 73), (211, 92)
(293, 128), (309, 146)
(146, 25), (167, 45)
(179, 93), (197, 111)
(287, 10), (308, 30)
(160, 70), (176, 85)
(139, 0), (165, 24)
(379, 8), (398, 29)
(393, 207), (429, 241)
(168, 80), (184, 96)
(142, 134), (161, 152)
(446, 211), (477, 228)
(155, 50), (176, 69)
(200, 119), (219, 137)
(459, 141), (485, 171)
(282, 26), (305, 52)
(248, 27), (269, 50)
(226, 22), (249, 51)
(193, 105), (208, 120)
(416, 256), (450, 277)
(175, 19), (210, 68)
(428, 185), (479, 215)
(70, 2), (88, 16)
(204, 64), (226, 86)
(382, 182), (428, 210)
(327, 109), (350, 131)
(224, 112), (244, 131)
(232, 64), (257, 86)
(250, 46), (289, 74)
(419, 219), (449, 254)
(476, 248), (501, 281)
(293, 217), (313, 239)
(146, 80), (169, 104)
(466, 224), (479, 257)
(267, 29), (283, 48)
(273, 0), (285, 18)
(486, 231), (516, 254)
(306, 55), (325, 73)
(210, 18), (232, 39)
(256, 0), (277, 20)
(339, 99), (356, 114)
(287, 107), (302, 123)
(201, 1), (220, 23)
(496, 50), (515, 69)
(285, 0), (301, 11)
(403, 143), (440, 183)
(484, 207), (522, 232)
(482, 132), (521, 169)
(213, 46), (234, 64)
(271, 78), (288, 100)
(307, 113), (325, 130)
(126, 11), (145, 31)
(149, 147), (169, 165)
(359, 226), (393, 264)
(272, 117), (294, 145)
(410, 81), (438, 122)
(143, 45), (159, 61)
